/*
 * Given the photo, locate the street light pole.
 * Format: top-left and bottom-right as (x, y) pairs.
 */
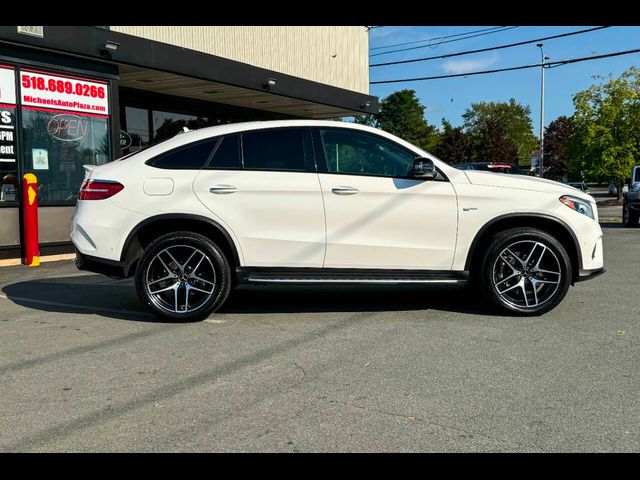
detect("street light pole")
(537, 43), (549, 178)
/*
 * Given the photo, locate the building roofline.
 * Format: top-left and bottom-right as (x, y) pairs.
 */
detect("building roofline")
(0, 26), (379, 116)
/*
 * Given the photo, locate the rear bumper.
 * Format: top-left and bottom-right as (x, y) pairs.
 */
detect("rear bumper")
(75, 249), (126, 279)
(576, 267), (606, 283)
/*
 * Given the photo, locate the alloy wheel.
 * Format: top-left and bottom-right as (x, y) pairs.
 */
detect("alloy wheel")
(492, 240), (562, 310)
(145, 245), (217, 314)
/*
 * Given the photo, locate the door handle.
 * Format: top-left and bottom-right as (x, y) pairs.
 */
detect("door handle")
(209, 184), (238, 194)
(331, 186), (359, 195)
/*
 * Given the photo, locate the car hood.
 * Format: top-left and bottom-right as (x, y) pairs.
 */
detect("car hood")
(464, 170), (594, 202)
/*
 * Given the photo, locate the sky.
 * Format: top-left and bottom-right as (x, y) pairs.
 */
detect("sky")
(367, 26), (640, 132)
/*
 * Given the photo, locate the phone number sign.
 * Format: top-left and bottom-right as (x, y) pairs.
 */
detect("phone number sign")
(20, 69), (109, 116)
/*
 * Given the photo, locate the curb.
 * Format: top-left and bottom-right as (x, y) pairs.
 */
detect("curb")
(0, 253), (76, 268)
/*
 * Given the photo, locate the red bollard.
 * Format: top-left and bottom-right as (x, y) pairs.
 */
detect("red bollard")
(22, 173), (40, 267)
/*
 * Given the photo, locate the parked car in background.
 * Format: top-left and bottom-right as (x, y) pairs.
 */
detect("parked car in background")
(453, 162), (525, 175)
(609, 180), (629, 197)
(623, 165), (640, 227)
(566, 182), (589, 194)
(72, 120), (604, 320)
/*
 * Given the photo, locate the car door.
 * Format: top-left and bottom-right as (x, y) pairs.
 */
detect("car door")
(315, 127), (458, 270)
(193, 127), (326, 267)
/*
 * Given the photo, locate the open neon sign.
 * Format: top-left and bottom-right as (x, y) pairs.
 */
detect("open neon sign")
(46, 114), (88, 142)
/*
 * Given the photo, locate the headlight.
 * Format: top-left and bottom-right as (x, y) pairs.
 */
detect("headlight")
(559, 195), (594, 219)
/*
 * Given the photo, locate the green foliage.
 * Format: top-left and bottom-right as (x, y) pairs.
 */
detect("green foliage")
(472, 118), (519, 164)
(353, 115), (378, 128)
(358, 89), (441, 152)
(569, 67), (640, 196)
(462, 98), (538, 165)
(544, 116), (575, 180)
(433, 119), (473, 164)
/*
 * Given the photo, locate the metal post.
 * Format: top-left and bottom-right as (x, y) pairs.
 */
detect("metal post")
(537, 43), (548, 178)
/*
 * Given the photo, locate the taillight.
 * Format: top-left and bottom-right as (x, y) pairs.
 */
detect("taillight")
(79, 180), (124, 200)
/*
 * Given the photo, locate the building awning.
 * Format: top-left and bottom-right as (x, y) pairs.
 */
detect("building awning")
(0, 26), (379, 119)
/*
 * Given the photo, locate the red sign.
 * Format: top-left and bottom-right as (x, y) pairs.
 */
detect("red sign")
(20, 69), (109, 116)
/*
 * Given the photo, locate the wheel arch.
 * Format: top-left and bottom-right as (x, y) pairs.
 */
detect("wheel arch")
(119, 214), (242, 277)
(465, 213), (582, 284)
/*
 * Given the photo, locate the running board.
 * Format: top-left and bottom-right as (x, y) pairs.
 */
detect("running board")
(236, 267), (468, 285)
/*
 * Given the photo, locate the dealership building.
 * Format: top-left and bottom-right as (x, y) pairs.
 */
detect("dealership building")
(0, 26), (378, 259)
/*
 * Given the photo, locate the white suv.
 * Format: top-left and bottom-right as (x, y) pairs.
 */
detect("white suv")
(71, 120), (605, 320)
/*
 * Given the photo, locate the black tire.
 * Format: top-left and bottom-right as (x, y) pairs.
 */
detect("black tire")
(479, 228), (572, 316)
(623, 201), (639, 227)
(135, 231), (231, 322)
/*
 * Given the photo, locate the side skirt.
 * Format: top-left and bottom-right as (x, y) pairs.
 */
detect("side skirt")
(236, 267), (469, 285)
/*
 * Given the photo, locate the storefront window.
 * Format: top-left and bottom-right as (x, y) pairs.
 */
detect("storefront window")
(21, 108), (110, 205)
(124, 106), (150, 153)
(152, 110), (217, 144)
(0, 105), (18, 203)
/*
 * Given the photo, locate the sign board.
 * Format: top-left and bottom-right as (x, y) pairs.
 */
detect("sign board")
(32, 149), (49, 170)
(47, 114), (89, 142)
(0, 66), (16, 105)
(0, 109), (17, 161)
(20, 69), (109, 116)
(0, 67), (17, 168)
(17, 26), (44, 38)
(120, 130), (132, 149)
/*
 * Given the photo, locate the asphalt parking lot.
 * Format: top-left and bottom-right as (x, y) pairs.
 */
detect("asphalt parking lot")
(1, 224), (639, 452)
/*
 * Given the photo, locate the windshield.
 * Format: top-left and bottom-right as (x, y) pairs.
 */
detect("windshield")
(635, 167), (640, 182)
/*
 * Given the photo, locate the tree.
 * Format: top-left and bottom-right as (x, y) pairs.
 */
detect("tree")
(433, 119), (473, 164)
(353, 114), (377, 128)
(544, 116), (575, 181)
(570, 67), (640, 200)
(472, 118), (519, 164)
(462, 99), (538, 165)
(356, 89), (441, 152)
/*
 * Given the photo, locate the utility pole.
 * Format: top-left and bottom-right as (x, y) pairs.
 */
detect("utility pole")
(537, 43), (549, 178)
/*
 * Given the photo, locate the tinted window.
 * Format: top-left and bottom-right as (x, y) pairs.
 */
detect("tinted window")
(242, 128), (308, 171)
(320, 129), (416, 178)
(635, 168), (640, 182)
(149, 139), (217, 170)
(207, 135), (241, 169)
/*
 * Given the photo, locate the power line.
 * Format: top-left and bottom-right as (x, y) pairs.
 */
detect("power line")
(370, 26), (509, 51)
(370, 47), (640, 84)
(370, 27), (519, 57)
(371, 26), (611, 68)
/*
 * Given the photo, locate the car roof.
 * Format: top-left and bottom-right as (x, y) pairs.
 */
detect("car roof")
(125, 119), (434, 165)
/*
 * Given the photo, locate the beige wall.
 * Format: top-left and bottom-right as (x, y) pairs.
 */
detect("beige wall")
(109, 26), (370, 94)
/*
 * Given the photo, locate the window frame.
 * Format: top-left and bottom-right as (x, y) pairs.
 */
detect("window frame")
(203, 134), (242, 170)
(313, 126), (448, 182)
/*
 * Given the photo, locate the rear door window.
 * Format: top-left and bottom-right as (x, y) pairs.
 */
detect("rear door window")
(241, 128), (312, 172)
(206, 135), (241, 169)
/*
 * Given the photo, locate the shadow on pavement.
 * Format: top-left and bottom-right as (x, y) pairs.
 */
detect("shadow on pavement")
(1, 273), (496, 321)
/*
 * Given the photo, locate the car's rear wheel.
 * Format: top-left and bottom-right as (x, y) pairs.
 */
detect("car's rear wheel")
(623, 201), (639, 227)
(480, 228), (572, 316)
(135, 231), (231, 321)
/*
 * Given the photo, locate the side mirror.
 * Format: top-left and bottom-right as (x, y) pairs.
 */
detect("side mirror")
(412, 157), (437, 180)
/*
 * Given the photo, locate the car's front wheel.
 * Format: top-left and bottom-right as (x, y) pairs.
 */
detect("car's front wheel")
(135, 231), (231, 321)
(480, 228), (572, 316)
